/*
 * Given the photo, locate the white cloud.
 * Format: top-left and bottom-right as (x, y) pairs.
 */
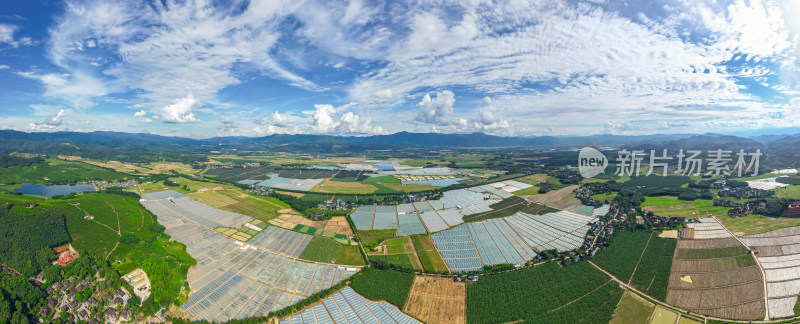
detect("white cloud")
(412, 91), (511, 134)
(15, 71), (106, 108)
(217, 115), (239, 133)
(0, 23), (34, 48)
(12, 0), (800, 136)
(28, 109), (67, 131)
(161, 94), (201, 123)
(47, 0), (321, 112)
(133, 110), (146, 118)
(312, 104), (338, 134)
(336, 111), (385, 135)
(270, 111), (292, 128)
(415, 90), (456, 126)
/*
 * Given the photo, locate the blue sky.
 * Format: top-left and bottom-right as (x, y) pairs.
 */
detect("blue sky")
(1, 0), (799, 138)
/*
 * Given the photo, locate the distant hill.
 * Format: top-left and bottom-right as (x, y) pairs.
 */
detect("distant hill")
(2, 130), (800, 167)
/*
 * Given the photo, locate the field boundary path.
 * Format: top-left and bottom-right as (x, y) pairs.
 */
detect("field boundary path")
(406, 237), (423, 270)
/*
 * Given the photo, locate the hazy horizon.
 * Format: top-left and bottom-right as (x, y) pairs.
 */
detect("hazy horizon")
(2, 0), (800, 138)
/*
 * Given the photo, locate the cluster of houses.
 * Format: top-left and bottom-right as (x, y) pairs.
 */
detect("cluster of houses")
(718, 185), (773, 199)
(94, 179), (139, 190)
(39, 275), (137, 323)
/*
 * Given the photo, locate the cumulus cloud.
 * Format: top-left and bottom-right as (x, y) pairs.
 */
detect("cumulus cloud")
(251, 111), (303, 135)
(306, 103), (384, 135)
(133, 110), (146, 118)
(413, 91), (511, 134)
(28, 109), (66, 131)
(312, 104), (338, 134)
(270, 111), (292, 128)
(336, 112), (385, 135)
(161, 94), (201, 123)
(415, 90), (456, 126)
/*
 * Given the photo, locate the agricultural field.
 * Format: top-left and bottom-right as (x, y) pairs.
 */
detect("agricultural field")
(511, 174), (547, 195)
(173, 179), (292, 222)
(610, 291), (655, 324)
(349, 268), (416, 308)
(592, 231), (652, 283)
(716, 214), (800, 236)
(462, 196), (527, 222)
(642, 196), (730, 218)
(650, 306), (679, 324)
(336, 245), (367, 265)
(523, 184), (581, 209)
(367, 237), (422, 270)
(593, 230), (676, 300)
(411, 234), (449, 273)
(739, 226), (800, 318)
(466, 261), (620, 324)
(358, 229), (397, 245)
(314, 178), (378, 194)
(298, 236), (342, 263)
(404, 276), (466, 324)
(591, 192), (618, 201)
(270, 214), (353, 237)
(666, 220), (766, 320)
(0, 159), (130, 185)
(201, 165), (275, 182)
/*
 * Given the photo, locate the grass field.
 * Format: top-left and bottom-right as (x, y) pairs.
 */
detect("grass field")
(776, 185), (800, 199)
(642, 196), (730, 217)
(362, 176), (401, 184)
(358, 229), (397, 245)
(299, 237), (341, 263)
(314, 179), (377, 194)
(515, 174), (548, 186)
(591, 192), (618, 201)
(650, 306), (679, 324)
(369, 254), (418, 270)
(335, 245), (366, 265)
(611, 290), (655, 324)
(719, 214), (800, 236)
(382, 237), (407, 254)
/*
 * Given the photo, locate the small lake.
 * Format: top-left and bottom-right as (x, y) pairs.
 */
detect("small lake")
(14, 184), (96, 197)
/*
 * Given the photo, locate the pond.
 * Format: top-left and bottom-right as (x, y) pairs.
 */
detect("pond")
(14, 184), (96, 197)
